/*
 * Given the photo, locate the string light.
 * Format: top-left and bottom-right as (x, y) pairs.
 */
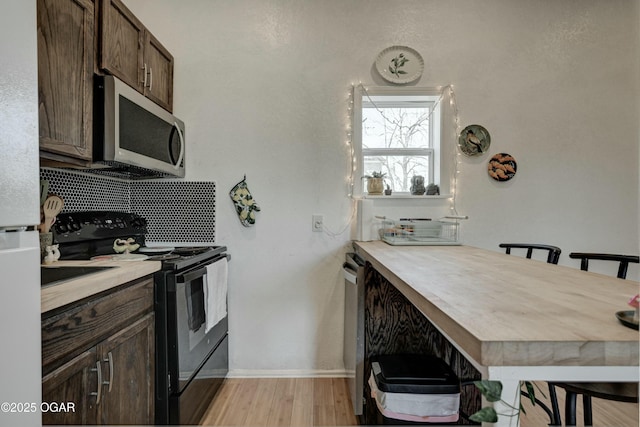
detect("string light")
(320, 84), (357, 238)
(346, 84), (355, 198)
(444, 84), (462, 216)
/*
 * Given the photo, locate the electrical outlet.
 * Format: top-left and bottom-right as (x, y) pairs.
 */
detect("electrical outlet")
(312, 214), (323, 232)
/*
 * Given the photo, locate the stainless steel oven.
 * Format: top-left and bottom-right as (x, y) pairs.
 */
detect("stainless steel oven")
(154, 247), (229, 425)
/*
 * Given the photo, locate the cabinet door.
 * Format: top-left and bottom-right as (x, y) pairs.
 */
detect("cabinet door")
(41, 277), (154, 374)
(144, 31), (174, 112)
(97, 313), (155, 425)
(100, 0), (144, 92)
(42, 349), (98, 425)
(37, 0), (94, 163)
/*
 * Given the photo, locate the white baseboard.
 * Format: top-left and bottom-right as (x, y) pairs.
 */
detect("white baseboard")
(228, 369), (350, 378)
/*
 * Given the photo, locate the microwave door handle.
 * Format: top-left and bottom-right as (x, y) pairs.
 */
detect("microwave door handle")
(173, 122), (185, 169)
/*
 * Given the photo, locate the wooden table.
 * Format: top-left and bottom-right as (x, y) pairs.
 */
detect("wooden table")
(355, 241), (639, 427)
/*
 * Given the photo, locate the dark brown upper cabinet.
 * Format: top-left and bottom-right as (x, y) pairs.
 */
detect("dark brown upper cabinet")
(100, 0), (174, 112)
(37, 0), (175, 168)
(37, 0), (95, 166)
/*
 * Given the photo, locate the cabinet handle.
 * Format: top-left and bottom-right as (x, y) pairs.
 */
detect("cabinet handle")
(142, 63), (148, 88)
(103, 352), (114, 393)
(149, 68), (153, 91)
(173, 122), (185, 170)
(90, 360), (102, 405)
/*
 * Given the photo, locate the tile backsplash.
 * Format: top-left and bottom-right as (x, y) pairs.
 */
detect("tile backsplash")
(41, 168), (130, 212)
(131, 181), (215, 243)
(40, 168), (216, 243)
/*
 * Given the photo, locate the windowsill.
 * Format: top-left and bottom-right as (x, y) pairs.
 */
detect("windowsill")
(361, 194), (452, 199)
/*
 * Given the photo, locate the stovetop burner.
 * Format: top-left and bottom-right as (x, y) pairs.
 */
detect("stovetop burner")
(172, 247), (211, 255)
(158, 246), (227, 271)
(52, 211), (227, 269)
(146, 253), (181, 261)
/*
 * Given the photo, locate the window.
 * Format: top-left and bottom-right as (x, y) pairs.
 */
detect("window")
(354, 86), (443, 195)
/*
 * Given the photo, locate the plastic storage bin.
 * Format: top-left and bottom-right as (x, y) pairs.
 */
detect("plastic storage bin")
(369, 354), (460, 424)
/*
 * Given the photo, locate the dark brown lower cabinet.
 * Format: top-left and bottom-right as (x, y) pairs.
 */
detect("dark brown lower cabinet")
(96, 314), (154, 424)
(42, 277), (155, 425)
(42, 349), (98, 425)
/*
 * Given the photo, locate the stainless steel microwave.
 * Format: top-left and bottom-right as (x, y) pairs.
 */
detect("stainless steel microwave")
(94, 75), (185, 178)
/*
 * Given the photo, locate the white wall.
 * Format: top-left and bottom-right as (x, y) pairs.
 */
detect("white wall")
(125, 0), (639, 374)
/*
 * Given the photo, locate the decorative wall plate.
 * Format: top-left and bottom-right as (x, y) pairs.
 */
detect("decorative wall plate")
(458, 124), (491, 156)
(375, 46), (424, 84)
(488, 153), (517, 181)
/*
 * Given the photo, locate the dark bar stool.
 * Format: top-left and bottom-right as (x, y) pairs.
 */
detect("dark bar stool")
(569, 252), (639, 279)
(499, 243), (563, 426)
(553, 252), (639, 426)
(499, 243), (562, 264)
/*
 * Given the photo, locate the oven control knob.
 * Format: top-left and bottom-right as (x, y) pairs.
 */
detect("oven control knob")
(132, 217), (147, 228)
(70, 222), (82, 232)
(57, 223), (69, 234)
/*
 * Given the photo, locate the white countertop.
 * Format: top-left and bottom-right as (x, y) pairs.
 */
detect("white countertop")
(41, 260), (162, 313)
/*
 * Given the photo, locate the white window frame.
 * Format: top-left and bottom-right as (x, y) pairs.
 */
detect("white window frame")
(353, 86), (443, 197)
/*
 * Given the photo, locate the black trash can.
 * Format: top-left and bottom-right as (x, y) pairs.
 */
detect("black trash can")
(369, 354), (461, 424)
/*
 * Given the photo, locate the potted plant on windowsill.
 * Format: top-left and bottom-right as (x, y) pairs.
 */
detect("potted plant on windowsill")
(364, 171), (386, 195)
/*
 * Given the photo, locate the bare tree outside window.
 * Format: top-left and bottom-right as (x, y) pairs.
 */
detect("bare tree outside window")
(362, 105), (433, 192)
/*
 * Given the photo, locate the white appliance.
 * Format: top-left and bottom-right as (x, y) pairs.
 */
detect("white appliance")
(343, 252), (365, 416)
(355, 199), (377, 241)
(0, 2), (42, 425)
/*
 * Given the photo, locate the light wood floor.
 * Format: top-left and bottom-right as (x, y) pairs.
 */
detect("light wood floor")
(200, 378), (357, 426)
(200, 378), (639, 426)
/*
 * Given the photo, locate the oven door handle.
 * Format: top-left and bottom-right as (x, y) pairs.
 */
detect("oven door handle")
(175, 255), (229, 284)
(176, 266), (207, 284)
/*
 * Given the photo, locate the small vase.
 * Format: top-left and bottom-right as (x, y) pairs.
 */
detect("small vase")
(367, 178), (384, 195)
(39, 232), (53, 262)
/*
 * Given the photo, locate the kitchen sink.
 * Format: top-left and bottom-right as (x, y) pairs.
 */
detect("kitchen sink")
(41, 266), (116, 287)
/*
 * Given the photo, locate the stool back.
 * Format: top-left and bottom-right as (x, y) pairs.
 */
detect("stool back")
(499, 243), (561, 264)
(568, 252), (639, 279)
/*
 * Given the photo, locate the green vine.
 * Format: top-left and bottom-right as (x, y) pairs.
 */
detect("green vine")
(470, 380), (544, 424)
(389, 53), (409, 78)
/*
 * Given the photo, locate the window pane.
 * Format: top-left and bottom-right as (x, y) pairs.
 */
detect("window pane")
(364, 155), (430, 193)
(362, 107), (430, 149)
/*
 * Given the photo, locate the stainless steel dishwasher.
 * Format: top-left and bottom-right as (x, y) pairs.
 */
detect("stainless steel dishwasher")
(343, 252), (365, 416)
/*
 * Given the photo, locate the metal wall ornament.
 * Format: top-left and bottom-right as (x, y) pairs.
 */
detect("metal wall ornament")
(375, 46), (424, 84)
(488, 153), (517, 181)
(458, 124), (491, 156)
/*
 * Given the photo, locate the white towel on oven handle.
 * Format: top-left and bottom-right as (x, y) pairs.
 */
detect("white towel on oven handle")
(203, 257), (228, 333)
